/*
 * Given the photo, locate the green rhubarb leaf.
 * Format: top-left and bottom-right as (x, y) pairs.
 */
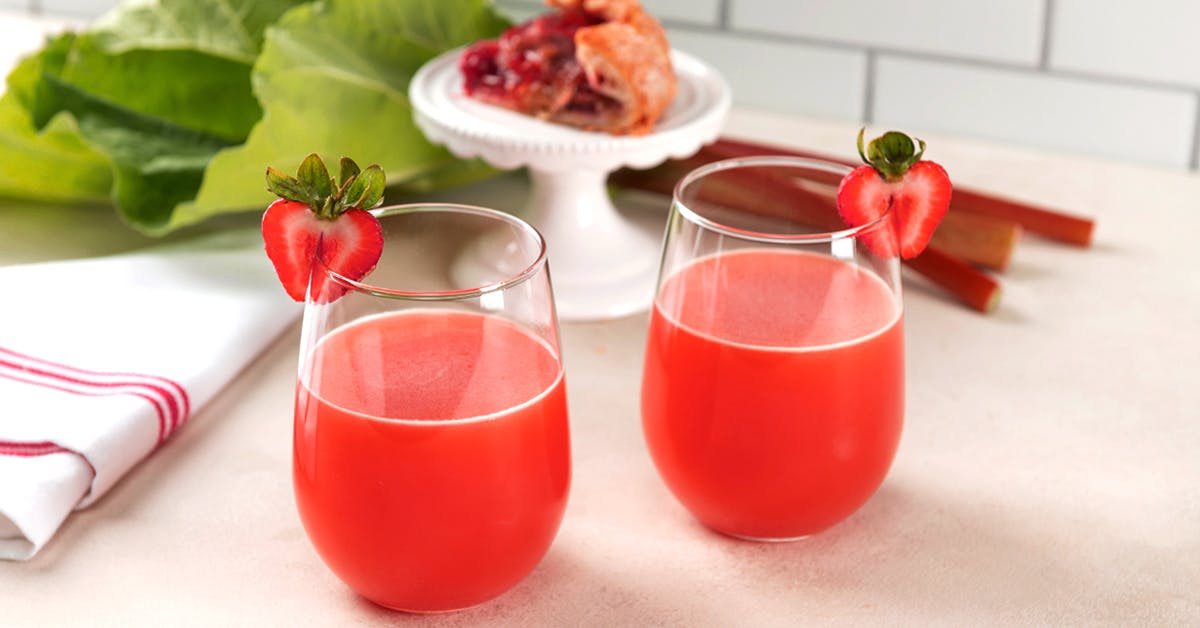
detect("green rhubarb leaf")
(0, 0), (508, 234)
(89, 0), (301, 62)
(0, 36), (111, 204)
(173, 0), (508, 231)
(0, 0), (302, 233)
(387, 155), (499, 196)
(38, 72), (236, 230)
(54, 38), (263, 142)
(47, 0), (305, 143)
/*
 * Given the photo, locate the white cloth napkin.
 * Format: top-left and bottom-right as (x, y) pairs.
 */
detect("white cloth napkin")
(0, 228), (299, 560)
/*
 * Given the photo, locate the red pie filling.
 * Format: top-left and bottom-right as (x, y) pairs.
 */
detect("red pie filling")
(461, 9), (621, 118)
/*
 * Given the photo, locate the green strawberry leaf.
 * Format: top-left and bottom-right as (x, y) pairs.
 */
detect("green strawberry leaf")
(298, 152), (333, 199)
(347, 164), (386, 209)
(265, 165), (309, 203)
(338, 157), (360, 189)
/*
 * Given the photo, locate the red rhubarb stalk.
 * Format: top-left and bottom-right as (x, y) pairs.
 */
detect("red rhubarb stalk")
(708, 136), (1094, 246)
(794, 179), (1021, 271)
(612, 158), (1005, 312)
(906, 245), (1003, 313)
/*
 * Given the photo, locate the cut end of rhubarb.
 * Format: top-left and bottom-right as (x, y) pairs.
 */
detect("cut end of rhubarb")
(996, 227), (1021, 272)
(905, 245), (1002, 314)
(982, 284), (1003, 314)
(929, 211), (1022, 272)
(1077, 220), (1096, 247)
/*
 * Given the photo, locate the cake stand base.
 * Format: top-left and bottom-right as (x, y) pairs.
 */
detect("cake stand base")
(526, 168), (661, 320)
(411, 48), (730, 321)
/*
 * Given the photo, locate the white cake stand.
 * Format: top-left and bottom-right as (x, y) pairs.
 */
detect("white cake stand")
(410, 49), (731, 321)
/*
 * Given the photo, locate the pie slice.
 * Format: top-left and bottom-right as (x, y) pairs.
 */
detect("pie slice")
(460, 0), (677, 136)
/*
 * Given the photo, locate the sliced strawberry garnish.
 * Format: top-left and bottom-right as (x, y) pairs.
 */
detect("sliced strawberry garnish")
(262, 154), (386, 303)
(836, 129), (952, 259)
(262, 199), (320, 300)
(836, 166), (898, 258)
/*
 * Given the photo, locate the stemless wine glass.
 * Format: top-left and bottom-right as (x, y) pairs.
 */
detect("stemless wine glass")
(292, 204), (570, 612)
(640, 157), (904, 541)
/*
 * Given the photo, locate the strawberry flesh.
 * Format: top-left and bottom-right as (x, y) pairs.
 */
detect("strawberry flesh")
(262, 199), (383, 303)
(835, 131), (952, 259)
(262, 154), (387, 303)
(892, 160), (951, 258)
(836, 166), (898, 258)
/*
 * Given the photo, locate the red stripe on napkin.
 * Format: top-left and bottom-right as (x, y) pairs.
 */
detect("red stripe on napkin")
(0, 346), (191, 433)
(0, 441), (72, 457)
(0, 347), (190, 444)
(0, 364), (171, 442)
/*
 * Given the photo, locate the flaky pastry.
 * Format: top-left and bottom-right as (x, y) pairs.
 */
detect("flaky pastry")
(461, 0), (677, 135)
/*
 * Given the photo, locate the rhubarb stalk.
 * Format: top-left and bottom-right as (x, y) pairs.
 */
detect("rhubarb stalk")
(791, 179), (1021, 271)
(906, 246), (1003, 313)
(611, 155), (1007, 312)
(706, 136), (1095, 246)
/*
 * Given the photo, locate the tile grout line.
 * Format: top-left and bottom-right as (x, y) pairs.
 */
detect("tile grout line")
(1190, 93), (1200, 170)
(862, 50), (876, 124)
(665, 22), (1198, 96)
(1039, 0), (1055, 70)
(717, 0), (730, 30)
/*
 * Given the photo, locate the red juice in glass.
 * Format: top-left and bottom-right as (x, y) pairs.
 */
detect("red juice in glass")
(641, 249), (903, 540)
(294, 309), (570, 612)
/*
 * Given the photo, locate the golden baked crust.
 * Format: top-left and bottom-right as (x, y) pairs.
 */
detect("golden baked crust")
(549, 0), (677, 134)
(461, 0), (677, 135)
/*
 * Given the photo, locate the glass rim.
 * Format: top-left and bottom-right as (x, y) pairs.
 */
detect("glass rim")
(672, 155), (894, 244)
(320, 203), (548, 301)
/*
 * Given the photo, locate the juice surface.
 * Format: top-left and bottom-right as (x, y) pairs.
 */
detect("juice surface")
(294, 310), (570, 612)
(641, 249), (903, 539)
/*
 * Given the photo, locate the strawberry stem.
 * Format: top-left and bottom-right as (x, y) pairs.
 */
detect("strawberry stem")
(265, 153), (386, 220)
(856, 128), (925, 182)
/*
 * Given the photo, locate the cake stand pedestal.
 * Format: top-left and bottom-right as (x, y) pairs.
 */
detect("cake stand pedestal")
(410, 49), (730, 321)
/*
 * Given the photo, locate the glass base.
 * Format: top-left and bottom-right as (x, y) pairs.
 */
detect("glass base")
(721, 530), (814, 543)
(369, 599), (487, 615)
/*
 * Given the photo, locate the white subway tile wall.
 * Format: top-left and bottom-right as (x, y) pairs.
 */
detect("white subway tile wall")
(0, 13), (80, 78)
(38, 0), (119, 17)
(494, 0), (1200, 170)
(873, 56), (1197, 169)
(667, 30), (866, 121)
(1049, 0), (1200, 88)
(11, 0), (1199, 170)
(643, 0), (721, 27)
(731, 0), (1046, 66)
